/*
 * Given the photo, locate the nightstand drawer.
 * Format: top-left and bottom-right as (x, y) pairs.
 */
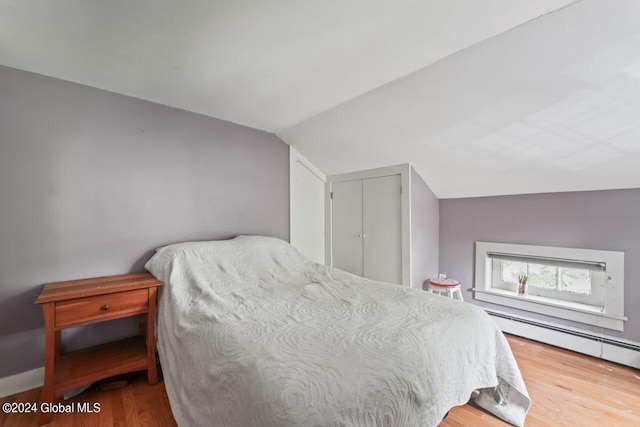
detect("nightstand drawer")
(55, 289), (149, 328)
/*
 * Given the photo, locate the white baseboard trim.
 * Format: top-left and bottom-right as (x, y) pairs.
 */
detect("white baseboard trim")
(487, 310), (640, 369)
(0, 367), (44, 398)
(602, 342), (640, 369)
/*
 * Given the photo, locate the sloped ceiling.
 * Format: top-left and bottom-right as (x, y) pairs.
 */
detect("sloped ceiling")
(281, 0), (640, 197)
(4, 1), (637, 197)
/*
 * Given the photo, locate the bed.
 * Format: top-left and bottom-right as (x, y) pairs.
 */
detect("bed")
(145, 235), (530, 426)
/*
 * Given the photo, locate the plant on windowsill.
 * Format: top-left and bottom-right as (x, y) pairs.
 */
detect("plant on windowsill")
(518, 275), (528, 295)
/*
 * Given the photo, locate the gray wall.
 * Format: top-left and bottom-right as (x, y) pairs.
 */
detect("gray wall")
(410, 167), (439, 290)
(439, 188), (640, 341)
(0, 65), (289, 378)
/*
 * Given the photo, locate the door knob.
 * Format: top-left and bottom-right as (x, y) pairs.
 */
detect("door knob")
(357, 233), (367, 238)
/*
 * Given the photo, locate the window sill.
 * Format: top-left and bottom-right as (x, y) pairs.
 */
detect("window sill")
(472, 288), (626, 331)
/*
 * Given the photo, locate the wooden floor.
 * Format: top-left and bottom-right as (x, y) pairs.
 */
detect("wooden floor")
(1, 335), (638, 426)
(441, 335), (640, 427)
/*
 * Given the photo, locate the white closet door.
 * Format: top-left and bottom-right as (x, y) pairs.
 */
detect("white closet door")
(291, 159), (325, 264)
(363, 175), (402, 284)
(331, 180), (363, 276)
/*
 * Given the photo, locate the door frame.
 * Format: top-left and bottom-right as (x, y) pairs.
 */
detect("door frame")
(326, 164), (411, 287)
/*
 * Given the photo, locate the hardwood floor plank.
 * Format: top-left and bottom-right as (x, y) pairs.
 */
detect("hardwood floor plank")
(131, 373), (175, 427)
(110, 389), (126, 427)
(1, 334), (638, 426)
(97, 389), (113, 427)
(120, 386), (139, 427)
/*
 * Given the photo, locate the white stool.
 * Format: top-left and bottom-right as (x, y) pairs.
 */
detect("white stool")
(427, 278), (463, 301)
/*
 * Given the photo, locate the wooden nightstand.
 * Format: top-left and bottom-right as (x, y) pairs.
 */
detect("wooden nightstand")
(34, 272), (162, 425)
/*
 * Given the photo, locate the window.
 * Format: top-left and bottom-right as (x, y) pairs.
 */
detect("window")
(474, 242), (626, 331)
(489, 252), (605, 307)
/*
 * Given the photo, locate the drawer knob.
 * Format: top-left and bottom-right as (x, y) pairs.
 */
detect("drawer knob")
(100, 305), (110, 311)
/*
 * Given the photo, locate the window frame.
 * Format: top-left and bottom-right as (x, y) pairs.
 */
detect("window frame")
(474, 242), (626, 331)
(490, 258), (605, 307)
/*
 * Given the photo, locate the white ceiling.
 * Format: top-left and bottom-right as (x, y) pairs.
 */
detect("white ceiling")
(282, 0), (640, 197)
(3, 0), (639, 197)
(0, 0), (573, 133)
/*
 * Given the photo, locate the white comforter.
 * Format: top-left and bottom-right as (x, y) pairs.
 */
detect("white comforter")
(146, 236), (530, 427)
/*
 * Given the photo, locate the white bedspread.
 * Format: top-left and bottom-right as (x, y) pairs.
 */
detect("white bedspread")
(146, 236), (530, 427)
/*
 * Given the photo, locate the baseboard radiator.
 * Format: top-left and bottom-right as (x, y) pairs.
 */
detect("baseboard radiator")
(486, 309), (640, 369)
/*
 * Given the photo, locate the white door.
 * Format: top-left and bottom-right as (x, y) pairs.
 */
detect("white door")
(331, 180), (363, 276)
(330, 174), (402, 284)
(290, 148), (326, 264)
(363, 175), (402, 284)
